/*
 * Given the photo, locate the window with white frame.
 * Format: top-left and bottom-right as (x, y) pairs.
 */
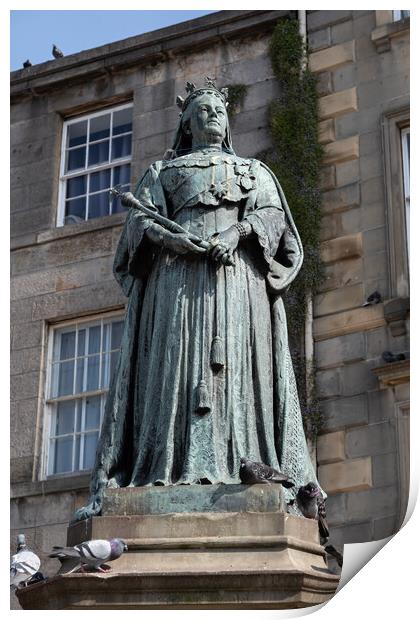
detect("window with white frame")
(58, 103), (133, 226)
(401, 127), (410, 260)
(45, 314), (124, 476)
(393, 10), (410, 21)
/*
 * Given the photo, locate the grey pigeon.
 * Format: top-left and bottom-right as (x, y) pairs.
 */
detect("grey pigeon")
(52, 44), (64, 59)
(239, 457), (294, 487)
(296, 482), (329, 540)
(22, 59), (32, 68)
(362, 290), (382, 306)
(49, 538), (128, 573)
(382, 350), (406, 363)
(10, 534), (41, 590)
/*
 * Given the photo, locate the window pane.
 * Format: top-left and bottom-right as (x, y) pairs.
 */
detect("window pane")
(77, 329), (86, 357)
(76, 400), (82, 433)
(83, 432), (99, 469)
(66, 175), (87, 199)
(88, 192), (110, 219)
(85, 395), (101, 430)
(113, 108), (132, 135)
(111, 321), (124, 350)
(112, 135), (132, 160)
(110, 351), (119, 384)
(67, 121), (87, 148)
(60, 331), (76, 360)
(74, 435), (81, 470)
(88, 326), (101, 354)
(75, 358), (85, 393)
(56, 401), (75, 435)
(101, 352), (110, 388)
(65, 197), (86, 223)
(53, 436), (73, 473)
(66, 147), (86, 172)
(90, 169), (111, 193)
(90, 114), (110, 142)
(87, 355), (100, 391)
(113, 164), (131, 186)
(88, 141), (109, 167)
(58, 360), (74, 396)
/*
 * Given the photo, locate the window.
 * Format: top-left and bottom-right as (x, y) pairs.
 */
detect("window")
(44, 314), (124, 476)
(58, 104), (133, 226)
(393, 10), (410, 21)
(401, 127), (410, 259)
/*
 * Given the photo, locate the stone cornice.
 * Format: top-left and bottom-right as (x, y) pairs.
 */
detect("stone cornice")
(371, 359), (410, 389)
(11, 10), (292, 100)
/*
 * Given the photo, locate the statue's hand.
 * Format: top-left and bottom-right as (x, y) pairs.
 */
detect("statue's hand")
(146, 224), (206, 256)
(209, 226), (240, 262)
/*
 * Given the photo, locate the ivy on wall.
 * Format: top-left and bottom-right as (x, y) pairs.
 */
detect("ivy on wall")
(265, 18), (325, 441)
(225, 83), (248, 118)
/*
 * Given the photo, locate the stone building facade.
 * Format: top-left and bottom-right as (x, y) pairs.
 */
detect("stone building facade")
(10, 9), (409, 606)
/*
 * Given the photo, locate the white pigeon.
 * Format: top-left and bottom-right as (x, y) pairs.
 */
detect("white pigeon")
(49, 538), (128, 573)
(10, 534), (41, 590)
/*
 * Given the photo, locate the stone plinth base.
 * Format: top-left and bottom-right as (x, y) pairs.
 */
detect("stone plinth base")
(17, 485), (339, 609)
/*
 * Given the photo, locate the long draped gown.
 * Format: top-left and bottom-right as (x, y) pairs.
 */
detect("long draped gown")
(85, 147), (321, 510)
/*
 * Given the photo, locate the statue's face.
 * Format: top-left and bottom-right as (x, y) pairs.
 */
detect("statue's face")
(188, 93), (227, 145)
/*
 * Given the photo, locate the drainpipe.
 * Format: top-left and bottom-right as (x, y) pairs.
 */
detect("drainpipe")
(297, 10), (317, 467)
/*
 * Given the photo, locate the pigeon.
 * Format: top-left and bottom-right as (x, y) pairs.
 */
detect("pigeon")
(296, 482), (329, 540)
(382, 350), (406, 363)
(22, 59), (32, 68)
(49, 538), (128, 573)
(239, 457), (294, 487)
(362, 291), (382, 306)
(10, 534), (42, 590)
(52, 44), (64, 59)
(325, 544), (343, 568)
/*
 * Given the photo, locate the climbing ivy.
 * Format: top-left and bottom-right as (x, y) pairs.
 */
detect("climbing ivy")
(225, 83), (248, 118)
(265, 18), (325, 441)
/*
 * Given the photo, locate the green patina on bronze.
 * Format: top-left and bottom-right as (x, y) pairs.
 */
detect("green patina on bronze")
(73, 77), (323, 523)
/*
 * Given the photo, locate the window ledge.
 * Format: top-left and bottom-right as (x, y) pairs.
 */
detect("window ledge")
(11, 472), (91, 499)
(371, 17), (410, 53)
(371, 359), (410, 389)
(11, 212), (126, 251)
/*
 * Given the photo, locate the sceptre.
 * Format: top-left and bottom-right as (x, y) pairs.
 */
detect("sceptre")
(110, 185), (234, 266)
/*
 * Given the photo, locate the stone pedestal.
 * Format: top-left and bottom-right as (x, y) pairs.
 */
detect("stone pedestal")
(17, 485), (339, 609)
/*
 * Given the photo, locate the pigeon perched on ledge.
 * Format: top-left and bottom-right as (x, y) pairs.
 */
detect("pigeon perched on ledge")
(382, 350), (406, 363)
(362, 290), (382, 306)
(239, 457), (294, 487)
(10, 534), (42, 590)
(22, 59), (32, 68)
(52, 44), (64, 59)
(296, 482), (329, 540)
(49, 538), (128, 573)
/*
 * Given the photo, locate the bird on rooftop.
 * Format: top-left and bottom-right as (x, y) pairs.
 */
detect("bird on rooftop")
(10, 534), (42, 590)
(52, 44), (64, 59)
(49, 538), (128, 574)
(382, 350), (406, 363)
(239, 457), (294, 487)
(22, 60), (32, 68)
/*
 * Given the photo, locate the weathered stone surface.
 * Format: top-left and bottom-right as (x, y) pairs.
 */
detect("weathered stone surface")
(308, 27), (331, 52)
(307, 11), (353, 33)
(346, 484), (398, 521)
(365, 326), (389, 359)
(320, 165), (336, 190)
(323, 135), (359, 165)
(339, 360), (379, 396)
(10, 371), (42, 402)
(345, 421), (396, 458)
(321, 394), (369, 432)
(320, 232), (362, 264)
(317, 431), (345, 465)
(320, 207), (361, 242)
(331, 64), (357, 91)
(314, 283), (364, 316)
(373, 514), (398, 540)
(11, 321), (44, 351)
(309, 41), (355, 73)
(318, 457), (372, 494)
(314, 304), (386, 341)
(335, 159), (360, 186)
(316, 71), (333, 96)
(318, 119), (335, 144)
(315, 332), (365, 369)
(316, 368), (341, 399)
(11, 492), (77, 530)
(328, 520), (373, 547)
(331, 19), (354, 45)
(363, 226), (387, 256)
(367, 389), (394, 423)
(321, 182), (360, 214)
(372, 452), (398, 487)
(319, 87), (358, 120)
(320, 257), (363, 292)
(102, 484), (286, 515)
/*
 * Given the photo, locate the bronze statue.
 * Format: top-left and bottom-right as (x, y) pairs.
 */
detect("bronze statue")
(73, 79), (322, 521)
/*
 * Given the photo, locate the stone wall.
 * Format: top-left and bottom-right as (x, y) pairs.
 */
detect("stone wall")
(308, 9), (410, 547)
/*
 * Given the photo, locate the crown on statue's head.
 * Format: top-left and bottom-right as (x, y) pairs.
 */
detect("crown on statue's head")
(176, 77), (229, 113)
